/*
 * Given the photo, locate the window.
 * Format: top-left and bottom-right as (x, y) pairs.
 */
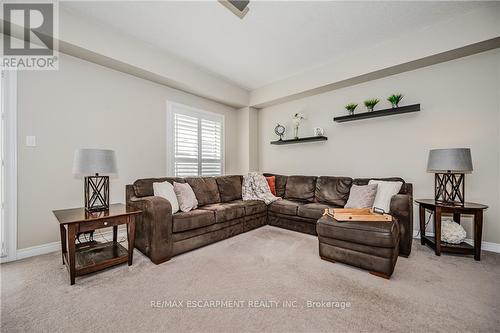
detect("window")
(167, 102), (224, 177)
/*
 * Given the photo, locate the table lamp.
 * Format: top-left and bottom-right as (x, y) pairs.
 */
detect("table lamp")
(427, 148), (473, 205)
(73, 149), (117, 212)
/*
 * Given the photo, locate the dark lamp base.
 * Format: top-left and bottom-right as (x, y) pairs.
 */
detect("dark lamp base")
(84, 175), (110, 212)
(434, 172), (465, 206)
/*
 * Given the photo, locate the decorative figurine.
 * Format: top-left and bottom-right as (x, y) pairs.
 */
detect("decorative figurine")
(274, 124), (286, 140)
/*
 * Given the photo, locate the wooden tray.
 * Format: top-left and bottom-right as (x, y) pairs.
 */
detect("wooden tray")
(323, 208), (392, 222)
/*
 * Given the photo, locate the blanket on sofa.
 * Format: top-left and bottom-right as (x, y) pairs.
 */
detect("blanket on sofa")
(242, 172), (280, 205)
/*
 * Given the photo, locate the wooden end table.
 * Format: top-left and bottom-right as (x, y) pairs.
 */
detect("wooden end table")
(53, 203), (142, 285)
(415, 199), (488, 261)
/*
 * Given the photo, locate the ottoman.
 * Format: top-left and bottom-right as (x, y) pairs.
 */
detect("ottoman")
(316, 215), (400, 279)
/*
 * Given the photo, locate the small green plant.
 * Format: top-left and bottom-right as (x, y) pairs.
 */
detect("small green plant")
(364, 98), (380, 111)
(345, 103), (358, 115)
(387, 93), (403, 108)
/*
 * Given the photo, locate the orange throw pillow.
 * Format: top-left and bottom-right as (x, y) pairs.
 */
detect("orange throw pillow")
(265, 176), (276, 196)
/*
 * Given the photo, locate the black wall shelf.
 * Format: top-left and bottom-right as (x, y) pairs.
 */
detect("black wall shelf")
(333, 104), (420, 123)
(270, 136), (328, 145)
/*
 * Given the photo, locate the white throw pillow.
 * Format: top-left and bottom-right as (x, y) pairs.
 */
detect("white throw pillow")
(153, 181), (179, 214)
(368, 180), (403, 214)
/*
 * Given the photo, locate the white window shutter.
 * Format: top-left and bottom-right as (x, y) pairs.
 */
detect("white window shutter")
(201, 119), (222, 176)
(169, 103), (224, 177)
(174, 113), (199, 177)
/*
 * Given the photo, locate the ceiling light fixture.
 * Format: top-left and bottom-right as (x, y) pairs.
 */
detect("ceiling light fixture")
(218, 0), (249, 19)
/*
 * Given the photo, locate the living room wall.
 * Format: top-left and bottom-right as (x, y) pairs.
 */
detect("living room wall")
(16, 54), (240, 250)
(258, 49), (500, 244)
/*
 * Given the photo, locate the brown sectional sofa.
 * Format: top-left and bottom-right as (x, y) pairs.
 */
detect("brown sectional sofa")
(126, 174), (413, 265)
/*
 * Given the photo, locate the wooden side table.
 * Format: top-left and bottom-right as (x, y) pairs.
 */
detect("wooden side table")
(415, 199), (488, 261)
(53, 203), (142, 285)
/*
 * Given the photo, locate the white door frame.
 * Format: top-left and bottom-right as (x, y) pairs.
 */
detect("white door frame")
(1, 69), (17, 263)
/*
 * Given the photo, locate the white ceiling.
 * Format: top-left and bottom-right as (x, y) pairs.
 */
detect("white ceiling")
(61, 1), (487, 90)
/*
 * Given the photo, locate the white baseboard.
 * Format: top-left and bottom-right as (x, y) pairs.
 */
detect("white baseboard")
(412, 230), (500, 254)
(16, 241), (61, 261)
(3, 229), (128, 263)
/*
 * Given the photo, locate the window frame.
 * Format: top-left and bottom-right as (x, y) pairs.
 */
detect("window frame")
(0, 69), (17, 263)
(166, 101), (225, 177)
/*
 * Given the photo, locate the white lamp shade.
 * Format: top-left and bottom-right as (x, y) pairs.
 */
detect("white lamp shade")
(427, 148), (473, 173)
(72, 149), (118, 175)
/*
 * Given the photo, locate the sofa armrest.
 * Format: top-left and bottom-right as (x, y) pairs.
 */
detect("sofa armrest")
(390, 193), (413, 257)
(128, 195), (173, 264)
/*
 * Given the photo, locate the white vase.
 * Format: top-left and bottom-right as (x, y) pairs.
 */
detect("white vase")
(292, 118), (301, 139)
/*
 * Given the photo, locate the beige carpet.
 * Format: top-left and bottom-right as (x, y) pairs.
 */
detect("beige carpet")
(1, 226), (499, 332)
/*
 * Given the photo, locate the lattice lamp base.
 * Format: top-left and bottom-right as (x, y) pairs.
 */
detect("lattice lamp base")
(434, 172), (465, 206)
(84, 174), (109, 212)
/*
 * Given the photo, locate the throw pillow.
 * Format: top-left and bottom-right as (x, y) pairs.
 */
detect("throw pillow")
(153, 181), (179, 214)
(344, 184), (378, 208)
(173, 182), (198, 212)
(368, 180), (403, 213)
(265, 176), (276, 196)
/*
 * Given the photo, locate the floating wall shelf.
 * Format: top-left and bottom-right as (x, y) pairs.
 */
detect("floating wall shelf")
(270, 136), (328, 145)
(334, 104), (421, 123)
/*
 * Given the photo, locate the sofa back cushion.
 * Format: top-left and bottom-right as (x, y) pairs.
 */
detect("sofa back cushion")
(215, 175), (243, 202)
(285, 175), (317, 202)
(133, 177), (185, 197)
(186, 177), (221, 206)
(315, 176), (353, 206)
(263, 173), (288, 197)
(353, 177), (408, 195)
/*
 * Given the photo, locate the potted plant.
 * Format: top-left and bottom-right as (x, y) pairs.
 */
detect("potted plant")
(345, 103), (358, 116)
(292, 113), (305, 139)
(387, 93), (403, 108)
(364, 98), (380, 112)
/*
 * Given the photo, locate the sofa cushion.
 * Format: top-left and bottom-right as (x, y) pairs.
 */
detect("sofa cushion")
(268, 199), (303, 216)
(284, 175), (317, 202)
(186, 177), (221, 206)
(232, 200), (267, 215)
(316, 215), (399, 248)
(315, 176), (352, 206)
(172, 209), (215, 233)
(297, 203), (334, 220)
(215, 175), (242, 202)
(263, 173), (287, 197)
(134, 177), (185, 197)
(201, 202), (245, 223)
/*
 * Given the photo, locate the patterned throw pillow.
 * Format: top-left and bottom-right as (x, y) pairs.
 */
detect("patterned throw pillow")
(173, 182), (198, 212)
(265, 176), (276, 196)
(344, 184), (378, 208)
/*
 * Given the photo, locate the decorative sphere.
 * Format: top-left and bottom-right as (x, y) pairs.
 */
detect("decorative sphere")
(274, 124), (285, 137)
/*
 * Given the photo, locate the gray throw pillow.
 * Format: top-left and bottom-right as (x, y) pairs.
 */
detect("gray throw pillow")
(344, 184), (378, 209)
(173, 182), (198, 212)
